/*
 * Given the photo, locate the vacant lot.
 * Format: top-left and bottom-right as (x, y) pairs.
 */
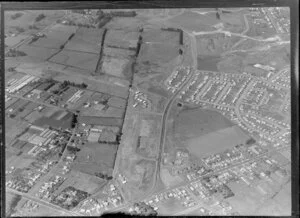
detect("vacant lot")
(105, 17), (146, 31)
(64, 27), (104, 54)
(187, 126), (250, 158)
(50, 50), (99, 71)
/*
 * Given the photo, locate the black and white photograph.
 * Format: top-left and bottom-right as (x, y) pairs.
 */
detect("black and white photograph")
(0, 1), (298, 217)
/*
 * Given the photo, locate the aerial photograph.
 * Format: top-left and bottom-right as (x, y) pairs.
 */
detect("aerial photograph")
(4, 7), (291, 216)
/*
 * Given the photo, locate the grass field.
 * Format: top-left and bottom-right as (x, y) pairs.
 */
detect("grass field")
(105, 29), (139, 49)
(167, 11), (217, 32)
(72, 142), (118, 177)
(173, 107), (234, 140)
(5, 10), (65, 36)
(187, 126), (250, 158)
(103, 46), (136, 59)
(78, 116), (123, 126)
(160, 168), (183, 188)
(64, 27), (104, 54)
(31, 24), (77, 49)
(18, 44), (59, 61)
(101, 56), (130, 79)
(50, 50), (99, 72)
(33, 110), (73, 129)
(105, 17), (146, 31)
(142, 29), (180, 45)
(6, 117), (30, 146)
(196, 33), (241, 57)
(138, 43), (179, 65)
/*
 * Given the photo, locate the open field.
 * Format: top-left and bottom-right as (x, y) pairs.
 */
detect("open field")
(105, 16), (146, 31)
(196, 33), (241, 57)
(167, 11), (217, 32)
(101, 56), (131, 79)
(49, 50), (99, 72)
(160, 168), (184, 188)
(52, 72), (129, 99)
(31, 24), (77, 49)
(138, 43), (179, 65)
(5, 10), (65, 46)
(6, 117), (30, 146)
(81, 106), (124, 118)
(72, 142), (118, 177)
(142, 29), (180, 44)
(33, 110), (73, 129)
(187, 126), (250, 158)
(105, 29), (139, 49)
(78, 116), (123, 126)
(57, 170), (106, 194)
(173, 107), (234, 140)
(103, 46), (136, 59)
(17, 44), (59, 61)
(64, 27), (104, 54)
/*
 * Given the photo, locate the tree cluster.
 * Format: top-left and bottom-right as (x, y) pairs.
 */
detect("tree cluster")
(132, 202), (157, 216)
(6, 49), (27, 57)
(29, 24), (39, 30)
(110, 11), (137, 17)
(95, 172), (113, 180)
(35, 13), (46, 22)
(10, 12), (23, 20)
(246, 138), (256, 145)
(59, 80), (88, 89)
(66, 145), (80, 154)
(11, 12), (23, 20)
(71, 114), (78, 128)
